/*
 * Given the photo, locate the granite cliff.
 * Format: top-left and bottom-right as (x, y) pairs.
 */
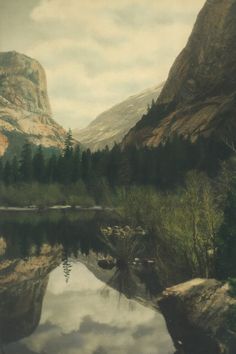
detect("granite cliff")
(123, 0), (236, 148)
(0, 51), (66, 156)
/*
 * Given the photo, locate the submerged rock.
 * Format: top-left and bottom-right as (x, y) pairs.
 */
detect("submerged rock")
(98, 258), (116, 270)
(158, 278), (236, 354)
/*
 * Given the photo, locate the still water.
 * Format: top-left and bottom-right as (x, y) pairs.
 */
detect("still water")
(0, 211), (175, 354)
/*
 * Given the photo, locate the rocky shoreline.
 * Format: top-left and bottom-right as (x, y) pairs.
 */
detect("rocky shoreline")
(0, 205), (113, 212)
(158, 279), (236, 354)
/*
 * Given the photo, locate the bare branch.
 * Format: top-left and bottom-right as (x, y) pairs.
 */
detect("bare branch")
(222, 137), (236, 153)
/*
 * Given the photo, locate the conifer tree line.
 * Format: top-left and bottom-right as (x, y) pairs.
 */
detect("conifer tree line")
(0, 130), (232, 189)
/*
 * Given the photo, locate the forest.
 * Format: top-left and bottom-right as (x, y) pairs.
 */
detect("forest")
(0, 130), (235, 286)
(0, 130), (232, 189)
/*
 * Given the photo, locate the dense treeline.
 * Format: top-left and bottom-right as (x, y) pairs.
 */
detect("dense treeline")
(0, 130), (231, 190)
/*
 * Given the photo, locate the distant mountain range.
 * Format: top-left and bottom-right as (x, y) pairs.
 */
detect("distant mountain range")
(122, 0), (236, 148)
(73, 83), (164, 151)
(0, 51), (67, 157)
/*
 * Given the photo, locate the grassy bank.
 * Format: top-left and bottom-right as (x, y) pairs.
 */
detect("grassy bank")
(0, 181), (95, 208)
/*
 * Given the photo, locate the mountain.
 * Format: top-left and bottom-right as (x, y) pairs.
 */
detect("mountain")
(73, 83), (164, 151)
(0, 51), (67, 156)
(122, 0), (236, 148)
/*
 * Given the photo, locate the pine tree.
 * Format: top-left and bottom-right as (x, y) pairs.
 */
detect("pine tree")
(81, 149), (92, 184)
(33, 145), (45, 183)
(72, 145), (81, 182)
(62, 257), (72, 283)
(46, 154), (58, 183)
(3, 161), (12, 185)
(117, 153), (132, 186)
(107, 144), (121, 187)
(62, 248), (72, 283)
(64, 129), (73, 156)
(19, 143), (33, 182)
(63, 129), (74, 184)
(11, 156), (19, 183)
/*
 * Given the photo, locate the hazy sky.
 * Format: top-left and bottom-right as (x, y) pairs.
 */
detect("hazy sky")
(0, 0), (205, 129)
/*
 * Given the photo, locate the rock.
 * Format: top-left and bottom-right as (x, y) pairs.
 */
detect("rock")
(74, 83), (164, 151)
(101, 225), (146, 238)
(123, 0), (236, 148)
(0, 51), (67, 156)
(158, 278), (236, 354)
(97, 259), (116, 270)
(0, 51), (51, 114)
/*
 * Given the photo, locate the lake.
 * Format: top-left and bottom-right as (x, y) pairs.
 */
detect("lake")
(0, 211), (175, 354)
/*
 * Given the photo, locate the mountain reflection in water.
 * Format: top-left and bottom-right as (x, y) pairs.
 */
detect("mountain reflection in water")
(0, 211), (175, 354)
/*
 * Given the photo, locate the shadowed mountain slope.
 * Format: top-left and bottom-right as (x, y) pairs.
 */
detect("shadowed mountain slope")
(123, 0), (236, 148)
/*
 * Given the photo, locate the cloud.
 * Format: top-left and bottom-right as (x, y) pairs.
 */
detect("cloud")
(79, 315), (125, 335)
(26, 0), (206, 129)
(17, 263), (174, 354)
(31, 0), (205, 24)
(132, 324), (156, 339)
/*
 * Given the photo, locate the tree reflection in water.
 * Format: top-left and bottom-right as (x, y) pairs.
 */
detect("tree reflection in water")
(98, 226), (161, 300)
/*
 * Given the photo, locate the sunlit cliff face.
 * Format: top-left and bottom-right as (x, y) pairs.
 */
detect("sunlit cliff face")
(0, 51), (67, 156)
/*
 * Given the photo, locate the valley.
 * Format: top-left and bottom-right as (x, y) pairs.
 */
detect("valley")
(0, 0), (236, 354)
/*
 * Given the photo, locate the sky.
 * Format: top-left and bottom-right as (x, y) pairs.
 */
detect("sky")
(0, 0), (205, 130)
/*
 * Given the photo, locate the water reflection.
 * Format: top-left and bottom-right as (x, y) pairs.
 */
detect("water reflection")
(0, 211), (162, 299)
(14, 263), (173, 354)
(0, 211), (175, 354)
(0, 241), (61, 350)
(96, 225), (161, 299)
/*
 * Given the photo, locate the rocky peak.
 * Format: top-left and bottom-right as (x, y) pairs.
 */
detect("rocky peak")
(123, 0), (236, 148)
(0, 51), (67, 156)
(0, 51), (51, 115)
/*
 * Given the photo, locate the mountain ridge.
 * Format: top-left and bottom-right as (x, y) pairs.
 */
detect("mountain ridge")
(74, 83), (164, 151)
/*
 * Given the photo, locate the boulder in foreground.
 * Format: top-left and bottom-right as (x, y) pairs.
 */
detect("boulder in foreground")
(159, 278), (236, 354)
